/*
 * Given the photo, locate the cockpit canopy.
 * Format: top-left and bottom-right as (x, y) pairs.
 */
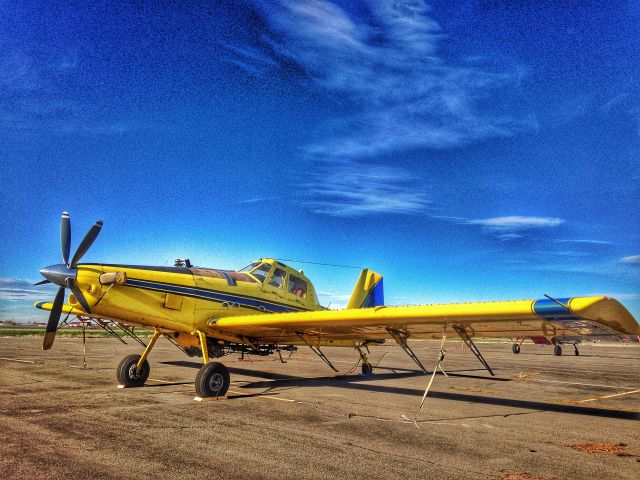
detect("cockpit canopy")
(238, 259), (317, 304)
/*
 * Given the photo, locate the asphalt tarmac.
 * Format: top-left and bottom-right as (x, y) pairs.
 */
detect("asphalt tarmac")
(1, 336), (638, 480)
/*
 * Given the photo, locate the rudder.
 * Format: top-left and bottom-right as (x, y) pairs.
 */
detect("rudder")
(347, 269), (384, 309)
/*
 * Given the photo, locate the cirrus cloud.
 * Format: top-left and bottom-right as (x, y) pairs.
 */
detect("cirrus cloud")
(304, 161), (430, 217)
(223, 0), (533, 216)
(226, 0), (531, 158)
(466, 216), (564, 241)
(468, 216), (565, 230)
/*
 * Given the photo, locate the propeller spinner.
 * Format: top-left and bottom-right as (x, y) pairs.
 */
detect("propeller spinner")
(36, 212), (103, 350)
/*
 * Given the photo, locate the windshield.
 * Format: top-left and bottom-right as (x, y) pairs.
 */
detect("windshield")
(248, 263), (272, 282)
(238, 262), (260, 273)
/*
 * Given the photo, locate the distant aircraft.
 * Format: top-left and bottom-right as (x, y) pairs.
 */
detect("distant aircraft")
(511, 335), (580, 356)
(35, 213), (640, 398)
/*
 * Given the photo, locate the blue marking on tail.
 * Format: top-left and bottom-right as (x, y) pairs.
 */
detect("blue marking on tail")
(361, 278), (384, 308)
(533, 297), (577, 321)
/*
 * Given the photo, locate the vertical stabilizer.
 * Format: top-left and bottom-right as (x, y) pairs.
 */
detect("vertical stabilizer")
(347, 269), (384, 309)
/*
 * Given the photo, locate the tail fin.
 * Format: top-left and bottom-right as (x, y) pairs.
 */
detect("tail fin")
(347, 269), (384, 309)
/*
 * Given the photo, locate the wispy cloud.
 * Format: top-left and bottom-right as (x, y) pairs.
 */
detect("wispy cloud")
(0, 278), (57, 302)
(468, 216), (564, 230)
(304, 162), (430, 216)
(227, 0), (530, 157)
(466, 216), (564, 240)
(225, 1), (531, 215)
(544, 251), (592, 257)
(433, 214), (566, 241)
(554, 239), (613, 245)
(0, 278), (56, 322)
(231, 195), (297, 205)
(621, 255), (640, 265)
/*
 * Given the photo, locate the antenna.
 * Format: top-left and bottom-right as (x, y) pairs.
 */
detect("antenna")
(275, 258), (363, 270)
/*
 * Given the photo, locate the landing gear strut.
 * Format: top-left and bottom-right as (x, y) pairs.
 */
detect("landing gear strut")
(117, 354), (150, 387)
(511, 336), (525, 354)
(354, 342), (373, 376)
(116, 329), (231, 398)
(116, 329), (161, 387)
(194, 330), (230, 398)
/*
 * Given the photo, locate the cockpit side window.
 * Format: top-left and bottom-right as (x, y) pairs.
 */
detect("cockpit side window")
(288, 274), (308, 298)
(249, 263), (272, 283)
(268, 268), (287, 289)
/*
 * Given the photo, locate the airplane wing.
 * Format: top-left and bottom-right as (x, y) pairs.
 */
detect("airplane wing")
(209, 296), (640, 344)
(34, 302), (86, 316)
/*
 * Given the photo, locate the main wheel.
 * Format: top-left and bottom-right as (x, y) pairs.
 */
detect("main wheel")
(554, 345), (562, 356)
(574, 346), (580, 356)
(512, 343), (520, 354)
(195, 362), (230, 398)
(117, 354), (150, 387)
(361, 362), (373, 376)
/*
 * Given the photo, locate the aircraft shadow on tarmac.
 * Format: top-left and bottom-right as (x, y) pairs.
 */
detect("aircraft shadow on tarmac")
(160, 360), (506, 381)
(159, 360), (639, 421)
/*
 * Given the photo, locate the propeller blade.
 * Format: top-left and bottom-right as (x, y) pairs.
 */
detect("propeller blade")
(43, 286), (65, 350)
(70, 220), (103, 267)
(33, 279), (51, 286)
(66, 278), (92, 314)
(61, 211), (71, 266)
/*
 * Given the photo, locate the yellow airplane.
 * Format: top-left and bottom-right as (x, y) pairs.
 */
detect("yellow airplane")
(35, 213), (640, 399)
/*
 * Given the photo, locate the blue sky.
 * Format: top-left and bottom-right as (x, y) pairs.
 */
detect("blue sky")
(1, 0), (639, 322)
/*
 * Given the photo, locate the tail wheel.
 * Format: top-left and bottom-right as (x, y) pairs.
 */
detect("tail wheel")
(117, 354), (150, 387)
(195, 362), (230, 398)
(512, 344), (520, 354)
(554, 345), (562, 356)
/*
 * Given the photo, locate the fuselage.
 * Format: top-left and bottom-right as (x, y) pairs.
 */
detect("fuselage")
(58, 259), (323, 343)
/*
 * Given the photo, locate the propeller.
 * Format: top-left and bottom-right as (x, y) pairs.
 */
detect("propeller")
(36, 212), (103, 350)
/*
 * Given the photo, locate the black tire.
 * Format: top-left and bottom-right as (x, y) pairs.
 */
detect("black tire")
(574, 347), (580, 356)
(554, 345), (562, 356)
(361, 362), (373, 376)
(512, 344), (520, 354)
(195, 362), (230, 398)
(117, 354), (150, 387)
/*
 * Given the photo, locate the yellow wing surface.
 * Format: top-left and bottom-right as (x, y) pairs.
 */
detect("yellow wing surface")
(209, 296), (640, 344)
(34, 302), (85, 316)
